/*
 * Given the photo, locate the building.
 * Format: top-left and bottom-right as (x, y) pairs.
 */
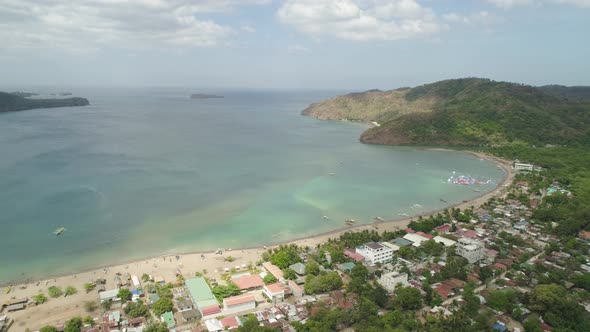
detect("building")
(223, 294), (256, 313)
(356, 242), (393, 266)
(381, 241), (400, 252)
(513, 161), (535, 172)
(98, 289), (120, 303)
(289, 262), (306, 275)
(433, 235), (457, 247)
(343, 249), (365, 262)
(288, 280), (304, 298)
(403, 233), (430, 247)
(161, 311), (175, 329)
(262, 262), (284, 280)
(231, 274), (264, 291)
(392, 237), (413, 247)
(185, 277), (221, 318)
(456, 237), (485, 264)
(263, 283), (285, 303)
(378, 271), (409, 292)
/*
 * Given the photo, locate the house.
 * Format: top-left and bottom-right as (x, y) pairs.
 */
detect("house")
(337, 262), (356, 273)
(456, 237), (485, 264)
(435, 224), (452, 234)
(178, 308), (200, 323)
(514, 220), (529, 231)
(205, 319), (225, 332)
(289, 262), (306, 275)
(288, 280), (304, 298)
(343, 249), (365, 262)
(356, 242), (393, 266)
(578, 231), (590, 242)
(185, 277), (221, 318)
(99, 289), (120, 303)
(513, 162), (534, 172)
(382, 241), (400, 252)
(392, 237), (413, 247)
(459, 229), (478, 239)
(403, 233), (430, 247)
(378, 271), (409, 292)
(416, 231), (433, 239)
(263, 283), (285, 303)
(262, 262), (284, 280)
(161, 311), (175, 329)
(231, 274), (264, 291)
(433, 235), (456, 247)
(223, 294), (256, 312)
(220, 316), (241, 330)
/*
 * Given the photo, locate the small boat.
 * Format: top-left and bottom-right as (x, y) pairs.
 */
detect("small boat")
(322, 216), (329, 221)
(440, 198), (448, 203)
(345, 219), (356, 224)
(473, 189), (481, 193)
(373, 217), (384, 222)
(329, 173), (335, 176)
(54, 227), (65, 235)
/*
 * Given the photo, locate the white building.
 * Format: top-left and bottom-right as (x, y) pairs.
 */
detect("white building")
(403, 233), (430, 247)
(513, 162), (534, 172)
(378, 271), (409, 292)
(223, 294), (256, 313)
(263, 283), (285, 303)
(98, 288), (120, 303)
(356, 242), (394, 266)
(381, 241), (400, 252)
(433, 235), (457, 247)
(456, 237), (485, 264)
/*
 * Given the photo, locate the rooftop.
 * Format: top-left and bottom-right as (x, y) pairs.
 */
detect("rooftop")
(265, 283), (285, 294)
(224, 294), (256, 307)
(185, 277), (219, 309)
(364, 242), (383, 250)
(231, 274), (264, 290)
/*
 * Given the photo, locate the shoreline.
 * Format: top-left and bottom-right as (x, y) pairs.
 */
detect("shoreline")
(1, 149), (512, 288)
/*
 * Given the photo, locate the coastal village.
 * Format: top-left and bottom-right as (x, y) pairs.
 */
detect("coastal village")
(2, 159), (590, 332)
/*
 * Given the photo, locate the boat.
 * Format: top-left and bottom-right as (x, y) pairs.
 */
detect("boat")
(329, 173), (335, 176)
(473, 189), (481, 193)
(373, 217), (384, 222)
(440, 198), (448, 203)
(322, 216), (329, 221)
(345, 219), (356, 224)
(53, 227), (65, 235)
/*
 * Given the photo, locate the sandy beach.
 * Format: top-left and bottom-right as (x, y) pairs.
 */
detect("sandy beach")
(0, 150), (514, 331)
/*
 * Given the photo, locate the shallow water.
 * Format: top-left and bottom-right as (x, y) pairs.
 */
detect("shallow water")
(0, 88), (505, 282)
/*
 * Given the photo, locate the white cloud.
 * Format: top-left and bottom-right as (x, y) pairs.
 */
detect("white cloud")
(443, 11), (502, 25)
(486, 0), (534, 8)
(0, 0), (270, 52)
(240, 25), (256, 33)
(548, 0), (590, 7)
(287, 44), (311, 53)
(277, 0), (443, 41)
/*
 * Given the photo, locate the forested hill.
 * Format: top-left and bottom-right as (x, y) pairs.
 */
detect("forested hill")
(303, 78), (590, 148)
(0, 92), (90, 113)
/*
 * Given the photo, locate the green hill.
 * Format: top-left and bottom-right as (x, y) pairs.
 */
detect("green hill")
(303, 78), (590, 147)
(0, 91), (90, 113)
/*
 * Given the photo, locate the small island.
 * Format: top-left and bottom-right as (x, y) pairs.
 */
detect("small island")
(190, 93), (224, 99)
(0, 91), (90, 113)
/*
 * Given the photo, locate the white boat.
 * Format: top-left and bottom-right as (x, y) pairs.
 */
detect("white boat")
(322, 216), (329, 220)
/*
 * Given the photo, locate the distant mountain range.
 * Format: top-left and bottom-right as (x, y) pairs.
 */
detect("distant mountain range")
(303, 78), (590, 147)
(0, 91), (89, 113)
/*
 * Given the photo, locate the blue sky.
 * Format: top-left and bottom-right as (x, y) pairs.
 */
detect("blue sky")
(1, 0), (589, 89)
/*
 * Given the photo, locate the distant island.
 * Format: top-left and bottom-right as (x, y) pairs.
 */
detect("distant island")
(302, 78), (590, 147)
(0, 91), (90, 113)
(190, 93), (224, 99)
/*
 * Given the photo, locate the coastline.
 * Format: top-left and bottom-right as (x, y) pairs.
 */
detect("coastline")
(0, 149), (513, 330)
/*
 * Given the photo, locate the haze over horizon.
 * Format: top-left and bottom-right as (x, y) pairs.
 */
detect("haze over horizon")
(1, 0), (589, 90)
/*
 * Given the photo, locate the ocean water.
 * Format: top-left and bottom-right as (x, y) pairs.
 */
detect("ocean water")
(0, 88), (505, 283)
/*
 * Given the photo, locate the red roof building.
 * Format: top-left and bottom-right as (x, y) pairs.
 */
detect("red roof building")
(220, 316), (240, 330)
(579, 231), (590, 241)
(200, 304), (222, 317)
(494, 263), (507, 270)
(434, 224), (452, 234)
(405, 228), (416, 233)
(416, 231), (433, 239)
(343, 249), (365, 262)
(231, 274), (264, 290)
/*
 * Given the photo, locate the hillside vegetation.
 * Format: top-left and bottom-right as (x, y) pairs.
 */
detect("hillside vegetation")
(0, 92), (90, 113)
(303, 78), (590, 147)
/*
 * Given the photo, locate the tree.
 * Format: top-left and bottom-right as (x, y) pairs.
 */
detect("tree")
(141, 273), (150, 282)
(34, 293), (48, 304)
(283, 268), (297, 280)
(48, 286), (63, 298)
(64, 317), (82, 332)
(64, 286), (77, 296)
(305, 261), (320, 276)
(83, 301), (98, 313)
(124, 300), (149, 318)
(152, 297), (174, 316)
(211, 283), (241, 301)
(117, 288), (133, 303)
(83, 316), (94, 326)
(83, 283), (96, 293)
(144, 322), (170, 332)
(238, 314), (279, 331)
(304, 272), (343, 294)
(263, 274), (277, 284)
(101, 299), (113, 310)
(40, 326), (58, 332)
(393, 286), (422, 310)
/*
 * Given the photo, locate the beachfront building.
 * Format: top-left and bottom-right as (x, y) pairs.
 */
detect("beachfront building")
(185, 277), (221, 319)
(99, 288), (120, 303)
(433, 235), (457, 247)
(403, 233), (430, 247)
(223, 294), (256, 313)
(231, 274), (264, 291)
(263, 283), (285, 303)
(262, 262), (284, 280)
(456, 237), (485, 264)
(289, 262), (306, 276)
(382, 241), (400, 252)
(356, 242), (394, 266)
(513, 161), (535, 172)
(378, 271), (409, 292)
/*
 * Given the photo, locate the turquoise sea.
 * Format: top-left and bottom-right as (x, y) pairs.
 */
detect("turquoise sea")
(0, 88), (505, 283)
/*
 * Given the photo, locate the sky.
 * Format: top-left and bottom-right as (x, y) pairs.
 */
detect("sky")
(1, 0), (589, 90)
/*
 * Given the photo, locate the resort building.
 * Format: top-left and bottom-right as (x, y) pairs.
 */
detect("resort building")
(378, 271), (409, 292)
(356, 242), (394, 266)
(263, 283), (285, 303)
(262, 262), (284, 280)
(433, 235), (457, 247)
(231, 274), (264, 291)
(403, 233), (430, 247)
(456, 237), (485, 264)
(513, 161), (535, 172)
(99, 289), (120, 303)
(185, 277), (221, 318)
(223, 294), (256, 313)
(382, 241), (400, 252)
